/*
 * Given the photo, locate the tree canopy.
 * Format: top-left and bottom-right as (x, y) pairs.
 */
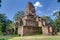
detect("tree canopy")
(53, 11), (60, 18)
(53, 11), (60, 32)
(41, 16), (53, 24)
(13, 10), (25, 21)
(0, 13), (13, 34)
(58, 0), (60, 2)
(0, 0), (1, 7)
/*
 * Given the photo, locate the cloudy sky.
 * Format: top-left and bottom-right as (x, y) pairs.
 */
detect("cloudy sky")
(0, 0), (60, 21)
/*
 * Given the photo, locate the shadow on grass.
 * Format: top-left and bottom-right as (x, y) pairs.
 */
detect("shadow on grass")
(0, 33), (60, 40)
(0, 34), (19, 40)
(0, 39), (5, 40)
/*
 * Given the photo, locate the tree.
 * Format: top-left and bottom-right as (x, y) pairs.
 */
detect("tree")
(0, 0), (1, 7)
(53, 11), (60, 18)
(0, 13), (13, 35)
(0, 13), (7, 34)
(57, 0), (60, 2)
(5, 19), (12, 29)
(13, 10), (25, 21)
(13, 10), (24, 34)
(53, 11), (60, 32)
(41, 16), (53, 24)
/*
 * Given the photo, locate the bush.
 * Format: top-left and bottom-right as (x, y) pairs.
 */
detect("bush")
(0, 39), (5, 40)
(0, 31), (3, 35)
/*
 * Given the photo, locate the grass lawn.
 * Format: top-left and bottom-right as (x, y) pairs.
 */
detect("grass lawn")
(9, 35), (60, 40)
(0, 33), (60, 40)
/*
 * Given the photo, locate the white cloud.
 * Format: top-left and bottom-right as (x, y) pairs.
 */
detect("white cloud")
(51, 10), (60, 16)
(53, 10), (60, 13)
(34, 1), (43, 9)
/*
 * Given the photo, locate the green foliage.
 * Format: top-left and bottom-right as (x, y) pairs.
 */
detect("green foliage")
(0, 0), (1, 2)
(57, 0), (60, 2)
(53, 11), (60, 32)
(13, 10), (25, 34)
(0, 13), (6, 30)
(0, 0), (1, 7)
(39, 10), (60, 33)
(41, 16), (53, 24)
(0, 13), (13, 35)
(13, 10), (25, 20)
(5, 19), (12, 29)
(53, 11), (60, 18)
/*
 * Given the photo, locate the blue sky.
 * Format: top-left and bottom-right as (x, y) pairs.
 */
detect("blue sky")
(0, 0), (60, 21)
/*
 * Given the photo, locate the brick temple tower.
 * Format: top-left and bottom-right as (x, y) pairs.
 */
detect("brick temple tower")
(24, 2), (36, 27)
(15, 2), (56, 36)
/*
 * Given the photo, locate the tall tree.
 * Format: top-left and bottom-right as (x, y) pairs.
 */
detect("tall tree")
(53, 11), (60, 18)
(41, 16), (53, 24)
(13, 10), (24, 34)
(5, 19), (12, 29)
(0, 13), (7, 34)
(13, 10), (25, 21)
(0, 13), (13, 34)
(53, 11), (60, 32)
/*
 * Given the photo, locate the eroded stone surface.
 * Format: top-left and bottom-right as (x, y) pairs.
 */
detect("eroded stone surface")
(14, 2), (56, 36)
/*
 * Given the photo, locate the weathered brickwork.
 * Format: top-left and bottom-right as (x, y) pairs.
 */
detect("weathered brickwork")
(14, 2), (56, 36)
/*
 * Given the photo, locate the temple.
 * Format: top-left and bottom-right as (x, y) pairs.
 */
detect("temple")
(14, 2), (56, 36)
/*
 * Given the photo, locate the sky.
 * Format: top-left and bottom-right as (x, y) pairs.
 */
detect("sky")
(0, 0), (60, 21)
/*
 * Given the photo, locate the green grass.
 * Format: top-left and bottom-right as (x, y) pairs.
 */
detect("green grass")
(0, 34), (60, 40)
(9, 36), (60, 40)
(0, 34), (18, 40)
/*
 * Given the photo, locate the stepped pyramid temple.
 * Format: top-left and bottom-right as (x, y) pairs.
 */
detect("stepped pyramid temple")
(14, 2), (56, 36)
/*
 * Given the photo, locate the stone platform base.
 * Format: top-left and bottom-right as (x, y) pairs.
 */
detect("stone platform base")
(18, 26), (42, 36)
